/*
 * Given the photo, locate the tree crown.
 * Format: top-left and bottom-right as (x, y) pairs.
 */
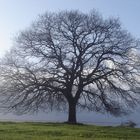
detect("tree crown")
(0, 10), (140, 117)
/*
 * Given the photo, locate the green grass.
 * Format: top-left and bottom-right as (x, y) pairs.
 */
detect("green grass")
(0, 122), (139, 140)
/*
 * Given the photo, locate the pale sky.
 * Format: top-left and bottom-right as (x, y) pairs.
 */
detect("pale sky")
(0, 0), (140, 57)
(0, 0), (140, 125)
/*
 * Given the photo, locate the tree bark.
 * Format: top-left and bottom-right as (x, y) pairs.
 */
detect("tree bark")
(67, 102), (77, 124)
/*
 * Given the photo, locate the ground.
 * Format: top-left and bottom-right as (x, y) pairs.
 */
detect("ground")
(0, 122), (139, 140)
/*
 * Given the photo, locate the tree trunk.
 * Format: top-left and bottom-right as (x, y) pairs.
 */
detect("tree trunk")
(67, 102), (77, 124)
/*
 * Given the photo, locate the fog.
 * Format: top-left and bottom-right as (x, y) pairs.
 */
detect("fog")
(0, 107), (139, 127)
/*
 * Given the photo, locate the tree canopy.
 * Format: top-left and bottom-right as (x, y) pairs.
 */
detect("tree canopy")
(0, 10), (140, 124)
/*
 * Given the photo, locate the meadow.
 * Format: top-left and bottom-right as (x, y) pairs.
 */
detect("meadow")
(0, 122), (139, 140)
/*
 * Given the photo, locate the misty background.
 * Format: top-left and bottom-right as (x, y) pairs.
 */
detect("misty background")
(0, 0), (140, 127)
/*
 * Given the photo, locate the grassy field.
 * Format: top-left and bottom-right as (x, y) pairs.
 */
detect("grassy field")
(0, 122), (139, 140)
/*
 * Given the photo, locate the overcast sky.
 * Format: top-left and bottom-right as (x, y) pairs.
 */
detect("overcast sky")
(0, 0), (140, 125)
(0, 0), (140, 56)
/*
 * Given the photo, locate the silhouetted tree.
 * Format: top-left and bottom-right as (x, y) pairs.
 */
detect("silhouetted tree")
(0, 10), (140, 124)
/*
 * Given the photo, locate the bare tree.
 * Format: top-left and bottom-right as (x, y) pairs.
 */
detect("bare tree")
(0, 10), (140, 124)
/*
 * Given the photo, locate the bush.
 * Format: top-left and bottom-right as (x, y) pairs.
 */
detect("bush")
(120, 120), (137, 128)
